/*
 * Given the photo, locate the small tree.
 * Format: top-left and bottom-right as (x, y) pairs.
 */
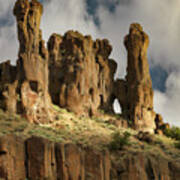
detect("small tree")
(164, 126), (180, 141)
(109, 131), (131, 150)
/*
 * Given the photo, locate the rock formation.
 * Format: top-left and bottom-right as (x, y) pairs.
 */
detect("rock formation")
(0, 0), (167, 134)
(155, 114), (170, 135)
(0, 0), (54, 123)
(0, 1), (178, 179)
(115, 24), (156, 133)
(0, 135), (179, 180)
(48, 31), (117, 116)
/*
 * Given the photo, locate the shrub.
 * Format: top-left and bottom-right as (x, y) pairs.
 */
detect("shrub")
(164, 126), (180, 141)
(175, 141), (180, 149)
(109, 131), (131, 150)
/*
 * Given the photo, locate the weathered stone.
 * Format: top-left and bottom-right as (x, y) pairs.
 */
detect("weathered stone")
(115, 23), (156, 132)
(26, 136), (57, 180)
(0, 0), (55, 123)
(136, 131), (155, 144)
(111, 152), (178, 180)
(0, 134), (179, 179)
(84, 149), (111, 180)
(56, 144), (85, 180)
(0, 61), (17, 113)
(48, 31), (117, 116)
(155, 114), (170, 134)
(0, 135), (26, 180)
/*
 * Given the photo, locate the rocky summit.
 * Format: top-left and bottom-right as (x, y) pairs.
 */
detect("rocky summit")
(0, 0), (179, 180)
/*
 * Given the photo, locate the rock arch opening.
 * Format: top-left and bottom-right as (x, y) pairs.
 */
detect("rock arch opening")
(113, 99), (122, 114)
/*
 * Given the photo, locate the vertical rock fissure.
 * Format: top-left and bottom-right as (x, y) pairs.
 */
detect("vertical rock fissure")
(25, 140), (29, 179)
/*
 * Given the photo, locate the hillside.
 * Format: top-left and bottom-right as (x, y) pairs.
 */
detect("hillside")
(0, 108), (179, 179)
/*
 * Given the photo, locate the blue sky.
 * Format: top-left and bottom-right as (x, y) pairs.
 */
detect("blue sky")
(0, 0), (180, 126)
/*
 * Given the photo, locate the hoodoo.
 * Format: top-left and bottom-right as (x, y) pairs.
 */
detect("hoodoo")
(115, 24), (156, 132)
(0, 0), (54, 123)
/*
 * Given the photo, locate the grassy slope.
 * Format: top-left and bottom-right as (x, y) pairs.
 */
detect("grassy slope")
(0, 106), (179, 163)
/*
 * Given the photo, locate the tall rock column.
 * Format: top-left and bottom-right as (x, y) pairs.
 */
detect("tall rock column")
(117, 24), (156, 132)
(48, 31), (117, 116)
(12, 0), (53, 123)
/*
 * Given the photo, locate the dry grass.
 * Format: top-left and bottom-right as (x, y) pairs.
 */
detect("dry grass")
(0, 106), (179, 160)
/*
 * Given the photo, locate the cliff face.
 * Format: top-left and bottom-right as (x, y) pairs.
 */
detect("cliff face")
(48, 31), (117, 116)
(0, 135), (179, 180)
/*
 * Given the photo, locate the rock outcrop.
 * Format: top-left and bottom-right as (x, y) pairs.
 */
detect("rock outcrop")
(48, 32), (117, 116)
(0, 61), (17, 113)
(155, 114), (170, 135)
(0, 135), (179, 180)
(0, 135), (111, 180)
(115, 24), (156, 133)
(0, 0), (54, 123)
(111, 152), (180, 180)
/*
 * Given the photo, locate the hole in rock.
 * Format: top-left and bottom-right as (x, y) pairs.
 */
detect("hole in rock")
(0, 151), (6, 155)
(113, 99), (122, 114)
(100, 95), (104, 106)
(29, 81), (38, 92)
(89, 88), (93, 95)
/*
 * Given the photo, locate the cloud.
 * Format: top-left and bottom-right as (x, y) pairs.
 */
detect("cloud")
(41, 0), (99, 41)
(0, 0), (18, 63)
(154, 71), (180, 126)
(97, 0), (180, 74)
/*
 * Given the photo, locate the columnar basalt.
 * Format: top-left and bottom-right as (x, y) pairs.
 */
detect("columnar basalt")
(48, 31), (117, 116)
(115, 24), (156, 132)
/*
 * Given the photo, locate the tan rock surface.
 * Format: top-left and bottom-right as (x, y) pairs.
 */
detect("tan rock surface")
(115, 23), (156, 132)
(48, 31), (117, 116)
(0, 0), (54, 123)
(0, 135), (179, 180)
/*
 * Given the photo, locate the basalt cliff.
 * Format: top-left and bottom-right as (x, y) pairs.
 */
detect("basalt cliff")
(0, 0), (179, 180)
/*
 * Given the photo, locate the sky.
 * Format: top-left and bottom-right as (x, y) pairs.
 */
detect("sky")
(0, 0), (180, 126)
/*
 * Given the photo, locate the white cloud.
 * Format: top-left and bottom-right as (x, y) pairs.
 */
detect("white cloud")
(41, 0), (99, 41)
(154, 72), (180, 126)
(0, 0), (18, 63)
(97, 0), (180, 75)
